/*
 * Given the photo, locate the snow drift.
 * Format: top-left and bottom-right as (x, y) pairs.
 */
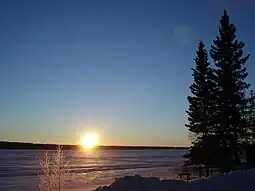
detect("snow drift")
(94, 169), (255, 191)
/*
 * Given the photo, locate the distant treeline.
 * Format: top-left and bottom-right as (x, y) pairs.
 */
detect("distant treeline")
(0, 141), (188, 150)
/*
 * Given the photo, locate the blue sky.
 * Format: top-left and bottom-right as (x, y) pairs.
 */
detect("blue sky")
(0, 0), (254, 146)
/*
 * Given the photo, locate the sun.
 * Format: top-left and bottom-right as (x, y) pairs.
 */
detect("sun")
(80, 133), (98, 149)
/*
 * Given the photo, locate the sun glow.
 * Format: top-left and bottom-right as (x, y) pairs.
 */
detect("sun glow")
(81, 133), (98, 149)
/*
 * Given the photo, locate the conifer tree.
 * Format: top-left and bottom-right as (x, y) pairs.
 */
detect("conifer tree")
(210, 9), (250, 168)
(185, 41), (216, 175)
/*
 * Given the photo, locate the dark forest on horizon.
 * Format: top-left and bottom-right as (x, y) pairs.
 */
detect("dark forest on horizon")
(0, 141), (188, 150)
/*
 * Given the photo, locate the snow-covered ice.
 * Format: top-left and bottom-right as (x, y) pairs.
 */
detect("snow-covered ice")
(94, 169), (255, 191)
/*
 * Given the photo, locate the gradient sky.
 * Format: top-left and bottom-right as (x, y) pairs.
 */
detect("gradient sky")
(0, 0), (255, 146)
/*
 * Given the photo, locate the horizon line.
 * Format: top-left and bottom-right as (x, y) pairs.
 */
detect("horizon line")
(0, 140), (189, 149)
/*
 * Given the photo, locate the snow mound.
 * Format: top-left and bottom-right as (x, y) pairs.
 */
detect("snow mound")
(191, 168), (255, 191)
(94, 169), (255, 191)
(94, 175), (189, 191)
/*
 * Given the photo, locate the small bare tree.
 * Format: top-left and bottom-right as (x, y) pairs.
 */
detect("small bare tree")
(39, 151), (53, 191)
(39, 146), (70, 191)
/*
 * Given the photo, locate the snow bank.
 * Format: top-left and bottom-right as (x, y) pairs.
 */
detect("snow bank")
(191, 169), (255, 191)
(94, 169), (255, 191)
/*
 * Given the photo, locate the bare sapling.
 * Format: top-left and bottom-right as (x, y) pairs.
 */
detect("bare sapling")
(38, 146), (70, 191)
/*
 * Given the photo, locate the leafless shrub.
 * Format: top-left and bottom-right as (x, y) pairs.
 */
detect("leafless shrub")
(38, 146), (70, 191)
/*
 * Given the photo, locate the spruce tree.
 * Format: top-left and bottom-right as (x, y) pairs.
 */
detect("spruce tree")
(210, 10), (250, 168)
(185, 41), (215, 175)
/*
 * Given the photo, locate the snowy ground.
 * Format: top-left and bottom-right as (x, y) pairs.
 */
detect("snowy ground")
(93, 169), (255, 191)
(64, 166), (181, 191)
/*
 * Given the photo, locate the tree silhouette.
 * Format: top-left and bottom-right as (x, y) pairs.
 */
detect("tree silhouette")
(210, 9), (251, 168)
(185, 9), (254, 173)
(185, 41), (216, 176)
